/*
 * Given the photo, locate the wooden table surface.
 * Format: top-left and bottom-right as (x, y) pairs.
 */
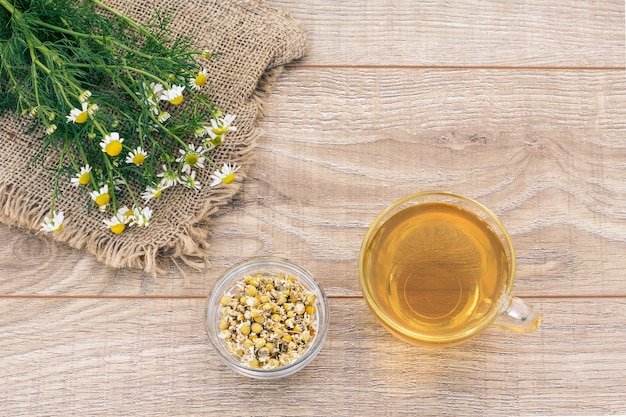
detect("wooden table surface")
(2, 1), (625, 416)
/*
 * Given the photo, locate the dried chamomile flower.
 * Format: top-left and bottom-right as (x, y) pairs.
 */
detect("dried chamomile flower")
(217, 272), (318, 370)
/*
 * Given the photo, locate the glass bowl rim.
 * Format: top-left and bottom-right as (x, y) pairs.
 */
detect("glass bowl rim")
(205, 256), (330, 378)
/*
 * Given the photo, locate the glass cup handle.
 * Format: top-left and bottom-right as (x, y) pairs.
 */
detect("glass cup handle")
(493, 297), (541, 333)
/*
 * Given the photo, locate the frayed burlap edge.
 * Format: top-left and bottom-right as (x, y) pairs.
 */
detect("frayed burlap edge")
(0, 0), (307, 276)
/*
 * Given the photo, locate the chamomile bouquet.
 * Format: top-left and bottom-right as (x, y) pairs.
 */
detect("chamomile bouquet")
(0, 0), (238, 234)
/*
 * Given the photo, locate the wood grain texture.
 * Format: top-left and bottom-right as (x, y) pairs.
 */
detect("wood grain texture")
(2, 298), (624, 416)
(269, 0), (625, 67)
(1, 0), (625, 415)
(2, 69), (625, 297)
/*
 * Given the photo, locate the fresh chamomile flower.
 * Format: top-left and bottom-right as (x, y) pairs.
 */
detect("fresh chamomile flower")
(210, 163), (240, 187)
(126, 147), (147, 165)
(202, 50), (213, 59)
(157, 165), (179, 189)
(116, 206), (135, 223)
(66, 102), (90, 124)
(131, 206), (152, 227)
(191, 68), (208, 90)
(142, 82), (164, 106)
(157, 110), (171, 123)
(194, 126), (209, 138)
(71, 164), (92, 186)
(211, 114), (237, 136)
(150, 82), (164, 97)
(204, 114), (237, 146)
(89, 184), (110, 211)
(141, 185), (163, 201)
(100, 132), (124, 157)
(159, 84), (185, 105)
(180, 171), (201, 191)
(40, 210), (64, 232)
(79, 90), (92, 103)
(140, 82), (163, 115)
(45, 124), (57, 135)
(176, 144), (205, 174)
(204, 135), (221, 148)
(103, 213), (127, 234)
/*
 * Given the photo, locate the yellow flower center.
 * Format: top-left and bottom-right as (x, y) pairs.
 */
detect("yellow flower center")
(195, 73), (207, 87)
(78, 172), (91, 185)
(132, 153), (145, 165)
(210, 135), (223, 147)
(222, 173), (235, 184)
(169, 94), (184, 106)
(185, 153), (199, 166)
(212, 127), (228, 136)
(75, 111), (89, 124)
(124, 209), (134, 218)
(105, 140), (122, 157)
(110, 223), (125, 234)
(152, 189), (162, 199)
(95, 193), (110, 207)
(52, 224), (63, 232)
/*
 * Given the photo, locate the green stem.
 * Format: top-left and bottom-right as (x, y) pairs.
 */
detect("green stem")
(102, 154), (118, 211)
(150, 113), (188, 150)
(93, 0), (157, 44)
(35, 19), (157, 61)
(2, 64), (27, 112)
(64, 62), (170, 87)
(28, 61), (41, 114)
(91, 118), (109, 138)
(49, 138), (71, 214)
(52, 77), (74, 108)
(0, 0), (15, 15)
(118, 175), (140, 212)
(23, 28), (78, 108)
(74, 143), (100, 190)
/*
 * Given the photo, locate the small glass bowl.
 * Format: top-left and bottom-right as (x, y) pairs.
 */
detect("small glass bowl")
(205, 256), (329, 379)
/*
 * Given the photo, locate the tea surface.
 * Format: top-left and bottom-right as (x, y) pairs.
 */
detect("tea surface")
(362, 202), (508, 344)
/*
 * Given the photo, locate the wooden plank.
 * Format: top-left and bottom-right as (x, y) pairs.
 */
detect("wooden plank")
(1, 1), (622, 414)
(1, 297), (624, 416)
(259, 68), (626, 135)
(2, 68), (624, 297)
(252, 68), (626, 298)
(269, 0), (625, 67)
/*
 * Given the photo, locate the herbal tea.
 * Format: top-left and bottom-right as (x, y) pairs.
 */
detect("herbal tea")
(361, 202), (509, 344)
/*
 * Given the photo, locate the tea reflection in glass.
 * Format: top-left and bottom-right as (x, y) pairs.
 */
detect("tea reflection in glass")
(359, 193), (519, 346)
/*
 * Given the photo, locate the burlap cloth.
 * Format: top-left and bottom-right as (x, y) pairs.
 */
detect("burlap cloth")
(0, 0), (307, 274)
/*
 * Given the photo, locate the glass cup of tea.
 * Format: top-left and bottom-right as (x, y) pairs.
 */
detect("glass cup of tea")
(359, 191), (540, 347)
